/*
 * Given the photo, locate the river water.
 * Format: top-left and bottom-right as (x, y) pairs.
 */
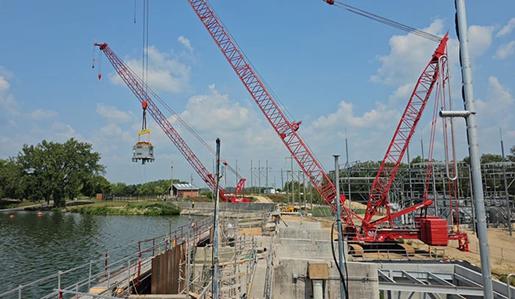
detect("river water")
(0, 211), (193, 297)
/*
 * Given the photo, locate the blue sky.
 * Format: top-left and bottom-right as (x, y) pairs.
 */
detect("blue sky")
(1, 0), (514, 189)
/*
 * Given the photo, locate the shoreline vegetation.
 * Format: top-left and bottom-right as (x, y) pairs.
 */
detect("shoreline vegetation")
(72, 202), (181, 216)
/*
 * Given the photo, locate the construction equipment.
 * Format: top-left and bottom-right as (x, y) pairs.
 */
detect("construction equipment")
(94, 42), (248, 203)
(187, 0), (358, 230)
(187, 0), (468, 249)
(132, 100), (155, 164)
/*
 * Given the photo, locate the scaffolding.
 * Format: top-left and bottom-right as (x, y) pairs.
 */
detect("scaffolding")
(339, 160), (515, 228)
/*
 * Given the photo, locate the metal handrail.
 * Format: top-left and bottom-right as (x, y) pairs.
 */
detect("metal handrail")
(1, 217), (213, 298)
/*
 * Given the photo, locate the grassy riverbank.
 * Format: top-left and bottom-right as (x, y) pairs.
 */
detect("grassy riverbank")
(70, 201), (181, 216)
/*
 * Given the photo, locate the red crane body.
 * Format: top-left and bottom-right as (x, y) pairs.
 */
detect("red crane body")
(187, 0), (468, 249)
(187, 0), (360, 229)
(94, 43), (247, 203)
(363, 34), (449, 230)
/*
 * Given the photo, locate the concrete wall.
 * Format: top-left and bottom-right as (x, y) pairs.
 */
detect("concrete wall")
(273, 259), (379, 299)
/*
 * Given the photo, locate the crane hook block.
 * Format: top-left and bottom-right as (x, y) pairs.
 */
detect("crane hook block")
(325, 0), (335, 5)
(98, 74), (102, 80)
(142, 101), (148, 110)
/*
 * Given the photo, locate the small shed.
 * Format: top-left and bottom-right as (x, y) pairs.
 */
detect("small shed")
(172, 183), (199, 198)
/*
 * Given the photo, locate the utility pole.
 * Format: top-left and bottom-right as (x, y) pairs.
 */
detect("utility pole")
(455, 1), (493, 297)
(281, 168), (284, 191)
(266, 160), (269, 189)
(190, 173), (193, 199)
(290, 156), (294, 206)
(258, 160), (261, 195)
(303, 171), (306, 208)
(250, 160), (253, 194)
(501, 128), (512, 236)
(212, 138), (221, 298)
(334, 155), (345, 299)
(298, 170), (302, 207)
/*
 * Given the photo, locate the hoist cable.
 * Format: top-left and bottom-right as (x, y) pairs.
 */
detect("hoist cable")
(329, 1), (441, 43)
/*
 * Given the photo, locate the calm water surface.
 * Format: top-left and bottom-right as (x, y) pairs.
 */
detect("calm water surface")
(0, 211), (193, 297)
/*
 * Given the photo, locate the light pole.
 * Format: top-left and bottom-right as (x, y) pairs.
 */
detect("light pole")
(455, 1), (493, 296)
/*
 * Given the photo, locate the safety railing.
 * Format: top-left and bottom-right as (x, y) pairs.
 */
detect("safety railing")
(0, 218), (212, 299)
(350, 248), (448, 262)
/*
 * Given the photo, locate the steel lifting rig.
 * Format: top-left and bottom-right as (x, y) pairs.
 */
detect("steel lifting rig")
(132, 100), (155, 164)
(94, 43), (247, 203)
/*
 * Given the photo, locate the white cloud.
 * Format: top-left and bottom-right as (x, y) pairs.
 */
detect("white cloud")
(180, 84), (251, 133)
(497, 18), (515, 37)
(109, 46), (191, 94)
(27, 108), (58, 120)
(494, 41), (515, 60)
(468, 25), (495, 58)
(476, 76), (514, 128)
(0, 75), (20, 117)
(371, 19), (447, 86)
(178, 36), (193, 52)
(96, 103), (134, 123)
(0, 76), (10, 94)
(389, 83), (413, 104)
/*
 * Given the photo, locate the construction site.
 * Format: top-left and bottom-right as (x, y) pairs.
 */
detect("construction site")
(1, 0), (515, 298)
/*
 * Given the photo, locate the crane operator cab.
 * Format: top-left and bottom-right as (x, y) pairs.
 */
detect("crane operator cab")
(132, 101), (155, 164)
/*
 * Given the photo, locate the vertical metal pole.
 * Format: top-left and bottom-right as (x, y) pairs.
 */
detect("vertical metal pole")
(127, 261), (131, 293)
(212, 138), (221, 299)
(291, 156), (294, 207)
(266, 160), (269, 189)
(298, 171), (302, 206)
(258, 160), (261, 194)
(501, 129), (513, 236)
(58, 271), (61, 298)
(310, 181), (313, 210)
(88, 260), (92, 292)
(18, 285), (22, 299)
(303, 171), (306, 208)
(455, 1), (493, 297)
(171, 159), (174, 197)
(251, 160), (253, 194)
(345, 133), (352, 210)
(281, 168), (284, 191)
(334, 155), (345, 299)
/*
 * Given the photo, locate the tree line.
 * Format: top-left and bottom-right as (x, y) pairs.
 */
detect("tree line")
(0, 139), (189, 207)
(1, 138), (514, 207)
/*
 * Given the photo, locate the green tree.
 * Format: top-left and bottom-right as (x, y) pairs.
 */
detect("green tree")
(82, 175), (111, 197)
(0, 158), (24, 199)
(17, 138), (105, 207)
(508, 145), (515, 162)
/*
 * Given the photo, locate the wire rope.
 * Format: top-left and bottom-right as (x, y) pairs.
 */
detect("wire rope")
(328, 0), (441, 43)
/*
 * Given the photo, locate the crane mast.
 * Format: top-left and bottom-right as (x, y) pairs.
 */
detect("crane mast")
(187, 0), (358, 228)
(363, 34), (449, 230)
(94, 43), (236, 202)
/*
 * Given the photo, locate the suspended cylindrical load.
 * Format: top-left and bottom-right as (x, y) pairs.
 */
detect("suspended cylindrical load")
(132, 99), (154, 164)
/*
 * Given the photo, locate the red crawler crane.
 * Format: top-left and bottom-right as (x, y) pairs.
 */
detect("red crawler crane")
(187, 0), (468, 250)
(187, 0), (361, 231)
(363, 34), (448, 231)
(94, 42), (248, 203)
(359, 33), (468, 250)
